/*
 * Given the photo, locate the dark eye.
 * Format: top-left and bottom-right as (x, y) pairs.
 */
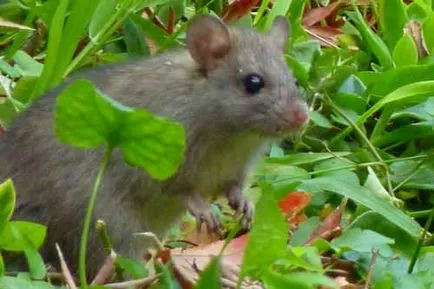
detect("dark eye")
(244, 73), (265, 94)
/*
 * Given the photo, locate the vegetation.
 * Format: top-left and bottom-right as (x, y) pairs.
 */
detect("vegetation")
(1, 0), (434, 288)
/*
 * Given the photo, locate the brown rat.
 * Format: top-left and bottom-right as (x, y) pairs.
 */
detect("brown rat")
(0, 15), (308, 275)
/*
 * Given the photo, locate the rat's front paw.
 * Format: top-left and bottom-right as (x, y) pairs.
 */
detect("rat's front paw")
(185, 195), (220, 233)
(226, 185), (254, 230)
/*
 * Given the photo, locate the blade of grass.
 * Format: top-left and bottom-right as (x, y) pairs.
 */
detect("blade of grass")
(64, 0), (139, 76)
(49, 0), (101, 86)
(331, 81), (434, 145)
(378, 0), (408, 50)
(347, 5), (393, 70)
(30, 0), (69, 102)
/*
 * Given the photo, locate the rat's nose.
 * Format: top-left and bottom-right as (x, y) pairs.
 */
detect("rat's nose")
(281, 101), (309, 130)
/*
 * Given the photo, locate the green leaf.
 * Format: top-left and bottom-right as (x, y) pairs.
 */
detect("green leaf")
(390, 160), (434, 190)
(0, 179), (15, 234)
(393, 34), (419, 67)
(195, 257), (221, 289)
(241, 184), (288, 278)
(369, 63), (434, 96)
(0, 276), (32, 289)
(350, 211), (418, 256)
(332, 81), (434, 144)
(49, 0), (101, 85)
(24, 248), (46, 280)
(379, 0), (408, 49)
(374, 275), (394, 289)
(290, 217), (321, 246)
(0, 100), (19, 128)
(0, 221), (47, 251)
(347, 9), (393, 70)
(30, 0), (69, 101)
(155, 261), (179, 289)
(116, 256), (148, 279)
(266, 152), (351, 165)
(89, 0), (116, 39)
(288, 247), (324, 272)
(422, 13), (434, 54)
(12, 50), (43, 77)
(261, 0), (291, 31)
(128, 15), (169, 48)
(55, 79), (185, 180)
(12, 76), (39, 105)
(298, 177), (422, 237)
(0, 253), (4, 276)
(263, 269), (338, 289)
(331, 228), (394, 253)
(371, 121), (434, 147)
(0, 59), (20, 78)
(123, 18), (150, 56)
(288, 0), (308, 42)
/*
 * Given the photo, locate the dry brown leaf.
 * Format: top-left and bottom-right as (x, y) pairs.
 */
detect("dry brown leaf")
(0, 17), (34, 31)
(305, 202), (345, 245)
(405, 19), (429, 59)
(303, 1), (342, 27)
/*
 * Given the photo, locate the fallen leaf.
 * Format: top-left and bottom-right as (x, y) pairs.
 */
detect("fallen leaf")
(306, 26), (342, 48)
(164, 235), (250, 288)
(303, 1), (342, 27)
(305, 201), (346, 245)
(405, 19), (428, 59)
(222, 0), (260, 24)
(0, 17), (34, 31)
(278, 192), (311, 216)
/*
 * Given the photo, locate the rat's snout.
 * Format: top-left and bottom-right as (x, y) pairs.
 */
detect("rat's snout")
(279, 100), (309, 131)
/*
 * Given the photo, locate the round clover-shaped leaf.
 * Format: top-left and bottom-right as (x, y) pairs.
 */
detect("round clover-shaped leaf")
(55, 79), (185, 180)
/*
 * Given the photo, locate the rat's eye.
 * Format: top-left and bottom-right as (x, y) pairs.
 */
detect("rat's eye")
(244, 73), (265, 94)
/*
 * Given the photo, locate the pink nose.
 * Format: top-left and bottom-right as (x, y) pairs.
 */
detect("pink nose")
(292, 109), (308, 127)
(281, 103), (309, 130)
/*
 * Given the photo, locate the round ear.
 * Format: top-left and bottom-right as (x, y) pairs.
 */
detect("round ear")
(269, 16), (290, 52)
(187, 16), (231, 72)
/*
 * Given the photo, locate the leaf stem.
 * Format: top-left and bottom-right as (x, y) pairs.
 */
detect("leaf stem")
(79, 148), (112, 287)
(408, 204), (434, 273)
(328, 98), (395, 196)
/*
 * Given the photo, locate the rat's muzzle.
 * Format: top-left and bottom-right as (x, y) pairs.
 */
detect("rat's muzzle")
(279, 100), (309, 132)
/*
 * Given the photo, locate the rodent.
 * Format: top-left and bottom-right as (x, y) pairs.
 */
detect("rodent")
(0, 15), (308, 276)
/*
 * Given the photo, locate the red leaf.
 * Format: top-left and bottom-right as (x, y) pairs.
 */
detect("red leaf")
(278, 191), (311, 216)
(305, 202), (346, 245)
(306, 25), (342, 47)
(303, 1), (342, 27)
(221, 0), (260, 24)
(167, 234), (249, 287)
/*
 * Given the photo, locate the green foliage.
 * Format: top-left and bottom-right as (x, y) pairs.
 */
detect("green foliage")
(55, 79), (185, 180)
(241, 184), (288, 279)
(2, 0), (434, 288)
(0, 180), (49, 285)
(195, 257), (221, 289)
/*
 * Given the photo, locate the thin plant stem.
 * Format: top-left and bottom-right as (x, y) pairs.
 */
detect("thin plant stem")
(79, 149), (113, 288)
(392, 160), (426, 193)
(408, 205), (434, 273)
(328, 98), (395, 196)
(408, 210), (432, 218)
(269, 155), (428, 185)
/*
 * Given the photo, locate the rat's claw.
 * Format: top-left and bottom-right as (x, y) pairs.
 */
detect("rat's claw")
(186, 194), (221, 233)
(226, 185), (254, 230)
(196, 209), (220, 233)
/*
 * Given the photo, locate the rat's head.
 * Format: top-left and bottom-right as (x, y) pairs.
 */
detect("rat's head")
(187, 15), (308, 136)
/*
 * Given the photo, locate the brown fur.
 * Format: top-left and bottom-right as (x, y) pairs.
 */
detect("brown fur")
(0, 16), (308, 275)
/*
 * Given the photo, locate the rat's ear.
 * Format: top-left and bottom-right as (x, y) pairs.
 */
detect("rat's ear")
(187, 15), (231, 72)
(270, 16), (290, 52)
